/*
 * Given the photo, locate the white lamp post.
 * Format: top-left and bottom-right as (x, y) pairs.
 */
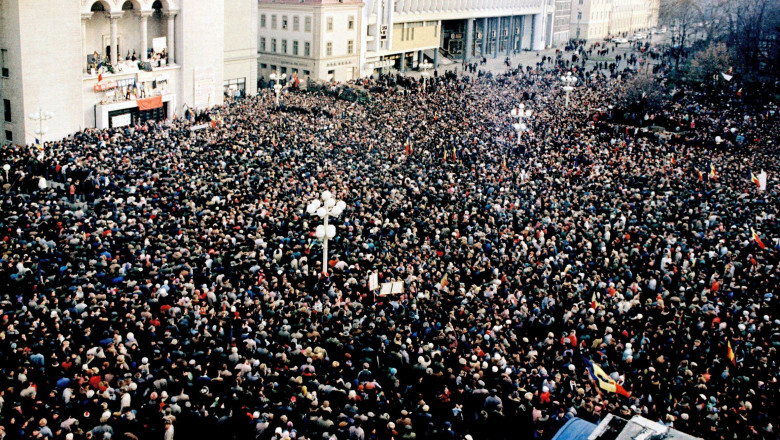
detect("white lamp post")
(306, 190), (347, 276)
(419, 61), (433, 91)
(560, 72), (577, 109)
(269, 72), (287, 107)
(2, 164), (9, 182)
(510, 103), (532, 136)
(28, 108), (54, 146)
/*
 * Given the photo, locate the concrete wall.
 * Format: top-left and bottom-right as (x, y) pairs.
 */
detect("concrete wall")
(224, 0), (258, 96)
(18, 0), (84, 146)
(0, 0), (24, 145)
(179, 0), (224, 110)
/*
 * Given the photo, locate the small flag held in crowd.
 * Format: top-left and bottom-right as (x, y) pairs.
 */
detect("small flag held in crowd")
(591, 292), (600, 310)
(404, 133), (413, 156)
(696, 168), (704, 181)
(35, 138), (44, 152)
(751, 228), (766, 249)
(721, 72), (733, 82)
(670, 153), (676, 165)
(751, 172), (761, 188)
(709, 163), (717, 180)
(440, 273), (449, 288)
(582, 355), (631, 397)
(758, 170), (767, 191)
(727, 341), (736, 365)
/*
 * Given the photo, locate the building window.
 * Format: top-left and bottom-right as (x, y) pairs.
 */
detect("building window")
(303, 70), (311, 76)
(578, 11), (582, 20)
(326, 41), (333, 56)
(270, 64), (277, 71)
(305, 16), (312, 32)
(579, 0), (583, 4)
(293, 16), (300, 31)
(328, 69), (335, 79)
(271, 38), (277, 53)
(260, 63), (268, 69)
(281, 67), (287, 74)
(4, 130), (11, 142)
(261, 14), (266, 28)
(1, 49), (8, 78)
(260, 37), (266, 52)
(327, 17), (333, 32)
(282, 40), (288, 54)
(282, 16), (288, 29)
(347, 40), (354, 54)
(304, 42), (311, 56)
(293, 40), (299, 55)
(271, 15), (277, 30)
(3, 99), (10, 122)
(348, 16), (355, 30)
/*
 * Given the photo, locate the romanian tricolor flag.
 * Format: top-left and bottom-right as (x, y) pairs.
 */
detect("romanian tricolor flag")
(440, 273), (449, 288)
(582, 355), (631, 397)
(670, 153), (676, 165)
(727, 341), (736, 365)
(737, 88), (742, 97)
(35, 138), (44, 152)
(751, 228), (766, 249)
(591, 292), (600, 310)
(696, 168), (704, 181)
(404, 133), (413, 156)
(751, 172), (761, 188)
(709, 163), (717, 180)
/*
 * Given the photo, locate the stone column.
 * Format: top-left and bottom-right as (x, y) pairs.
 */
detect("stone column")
(481, 18), (487, 56)
(81, 13), (92, 72)
(506, 16), (513, 56)
(138, 11), (153, 62)
(108, 12), (122, 66)
(433, 47), (439, 68)
(494, 17), (500, 58)
(399, 52), (405, 72)
(464, 18), (474, 60)
(532, 13), (543, 51)
(165, 10), (178, 64)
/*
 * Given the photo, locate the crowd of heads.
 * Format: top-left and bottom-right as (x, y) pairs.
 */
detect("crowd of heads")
(0, 41), (778, 440)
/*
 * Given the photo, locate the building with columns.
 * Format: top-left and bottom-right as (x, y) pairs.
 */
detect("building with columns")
(1, 0), (257, 146)
(363, 0), (555, 77)
(257, 0), (557, 82)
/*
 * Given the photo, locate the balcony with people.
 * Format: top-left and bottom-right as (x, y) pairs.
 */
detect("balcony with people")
(82, 0), (179, 78)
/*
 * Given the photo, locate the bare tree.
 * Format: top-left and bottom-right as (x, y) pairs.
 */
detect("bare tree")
(686, 42), (733, 84)
(659, 0), (699, 69)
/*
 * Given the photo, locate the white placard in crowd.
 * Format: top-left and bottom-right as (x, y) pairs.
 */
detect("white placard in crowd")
(369, 272), (379, 291)
(111, 114), (132, 128)
(152, 37), (167, 54)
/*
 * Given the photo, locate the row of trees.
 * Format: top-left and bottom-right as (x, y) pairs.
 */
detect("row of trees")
(660, 0), (780, 79)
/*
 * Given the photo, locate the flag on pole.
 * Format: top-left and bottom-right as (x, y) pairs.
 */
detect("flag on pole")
(751, 228), (766, 249)
(582, 355), (631, 397)
(709, 163), (717, 180)
(751, 172), (761, 188)
(727, 341), (736, 365)
(737, 88), (742, 97)
(35, 138), (44, 152)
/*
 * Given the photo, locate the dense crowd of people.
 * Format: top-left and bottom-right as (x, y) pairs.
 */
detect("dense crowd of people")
(0, 40), (778, 440)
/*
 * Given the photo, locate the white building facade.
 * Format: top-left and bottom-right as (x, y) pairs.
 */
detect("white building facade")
(571, 0), (659, 41)
(362, 0), (556, 77)
(257, 0), (363, 84)
(0, 0), (257, 146)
